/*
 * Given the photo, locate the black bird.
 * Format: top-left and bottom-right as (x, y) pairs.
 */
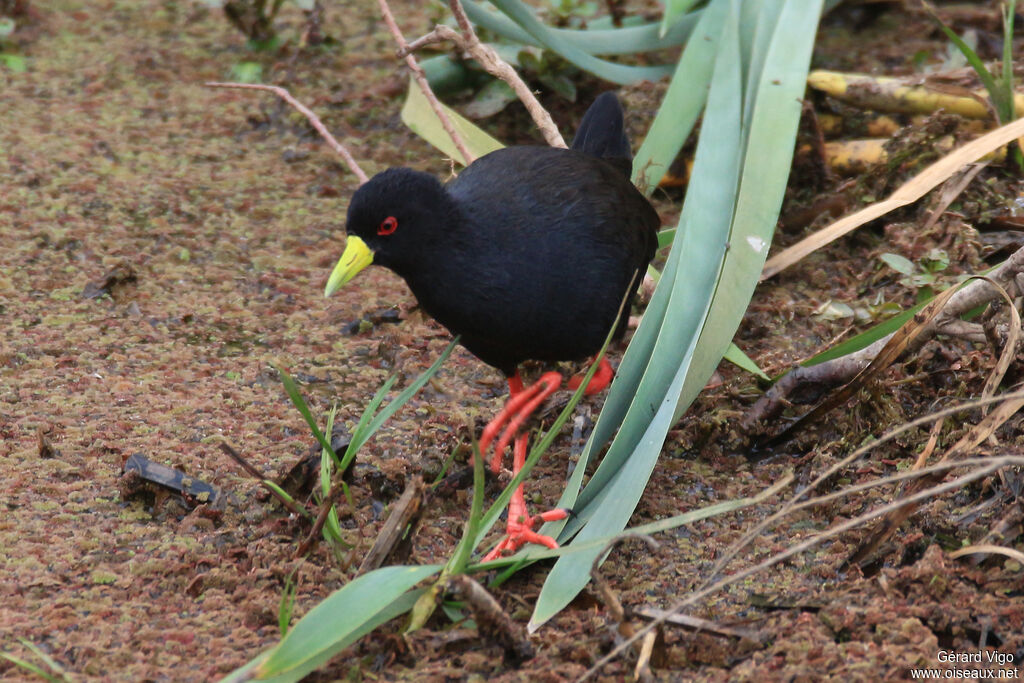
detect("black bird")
(325, 93), (659, 558)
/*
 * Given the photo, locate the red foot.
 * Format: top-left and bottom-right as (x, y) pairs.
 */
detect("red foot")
(567, 356), (614, 395)
(482, 432), (569, 562)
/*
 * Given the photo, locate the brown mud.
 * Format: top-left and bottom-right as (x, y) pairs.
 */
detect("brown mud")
(2, 1), (1023, 680)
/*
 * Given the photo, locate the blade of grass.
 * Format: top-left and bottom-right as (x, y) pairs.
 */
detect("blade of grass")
(261, 480), (314, 522)
(275, 364), (339, 465)
(334, 339), (458, 475)
(724, 343), (768, 380)
(408, 439), (489, 630)
(338, 374), (397, 471)
(449, 442), (487, 573)
(348, 338), (458, 458)
(925, 3), (1006, 122)
(1001, 1), (1016, 120)
(278, 571), (298, 636)
(0, 653), (59, 682)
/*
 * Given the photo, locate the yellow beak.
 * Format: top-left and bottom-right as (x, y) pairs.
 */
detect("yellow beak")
(324, 235), (374, 296)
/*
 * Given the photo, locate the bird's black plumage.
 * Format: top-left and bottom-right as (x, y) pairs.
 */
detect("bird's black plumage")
(336, 93), (659, 376)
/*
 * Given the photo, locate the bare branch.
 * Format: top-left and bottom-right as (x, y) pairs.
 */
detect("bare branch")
(743, 243), (1024, 429)
(205, 81), (369, 185)
(445, 0), (566, 148)
(377, 0), (475, 165)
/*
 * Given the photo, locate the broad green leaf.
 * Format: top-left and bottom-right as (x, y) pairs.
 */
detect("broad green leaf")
(559, 0), (729, 504)
(633, 0), (726, 192)
(575, 0), (740, 515)
(230, 61), (262, 83)
(531, 0), (743, 628)
(0, 53), (26, 73)
(463, 0), (701, 56)
(656, 228), (676, 249)
(531, 0), (824, 629)
(224, 566), (439, 682)
(675, 0), (822, 421)
(487, 0), (673, 84)
(880, 252), (915, 276)
(400, 79), (504, 166)
(661, 0), (700, 38)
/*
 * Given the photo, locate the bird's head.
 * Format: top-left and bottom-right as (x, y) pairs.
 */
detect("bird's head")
(325, 167), (451, 296)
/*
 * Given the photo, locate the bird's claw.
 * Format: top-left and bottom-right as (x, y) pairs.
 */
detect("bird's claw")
(482, 508), (569, 561)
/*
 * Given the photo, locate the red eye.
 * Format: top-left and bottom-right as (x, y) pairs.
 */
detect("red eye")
(378, 216), (398, 235)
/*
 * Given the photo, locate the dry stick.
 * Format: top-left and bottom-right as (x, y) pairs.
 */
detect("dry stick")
(976, 279), (1021, 410)
(920, 161), (987, 233)
(716, 389), (1024, 587)
(579, 453), (1024, 682)
(217, 442), (309, 520)
(635, 607), (762, 642)
(589, 534), (660, 639)
(743, 244), (1024, 429)
(295, 480), (347, 558)
(205, 82), (369, 185)
(761, 115), (1024, 280)
(401, 0), (566, 149)
(588, 534), (661, 681)
(949, 543), (1024, 565)
(357, 475), (426, 575)
(848, 377), (1024, 566)
(377, 0), (475, 165)
(756, 279), (963, 448)
(446, 574), (534, 663)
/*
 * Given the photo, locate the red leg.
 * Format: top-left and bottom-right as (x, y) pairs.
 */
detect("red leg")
(567, 356), (614, 395)
(479, 371), (570, 561)
(480, 371), (561, 473)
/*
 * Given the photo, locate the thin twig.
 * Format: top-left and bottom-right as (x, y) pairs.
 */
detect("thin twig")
(205, 82), (369, 184)
(577, 393), (1024, 679)
(446, 574), (534, 664)
(217, 442), (308, 519)
(579, 454), (1024, 681)
(721, 389), (1024, 585)
(295, 481), (347, 557)
(377, 0), (475, 165)
(440, 0), (566, 148)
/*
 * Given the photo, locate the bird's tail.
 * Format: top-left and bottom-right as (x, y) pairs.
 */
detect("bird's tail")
(570, 92), (632, 164)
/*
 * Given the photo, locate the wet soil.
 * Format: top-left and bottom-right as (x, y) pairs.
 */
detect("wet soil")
(2, 1), (1023, 681)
